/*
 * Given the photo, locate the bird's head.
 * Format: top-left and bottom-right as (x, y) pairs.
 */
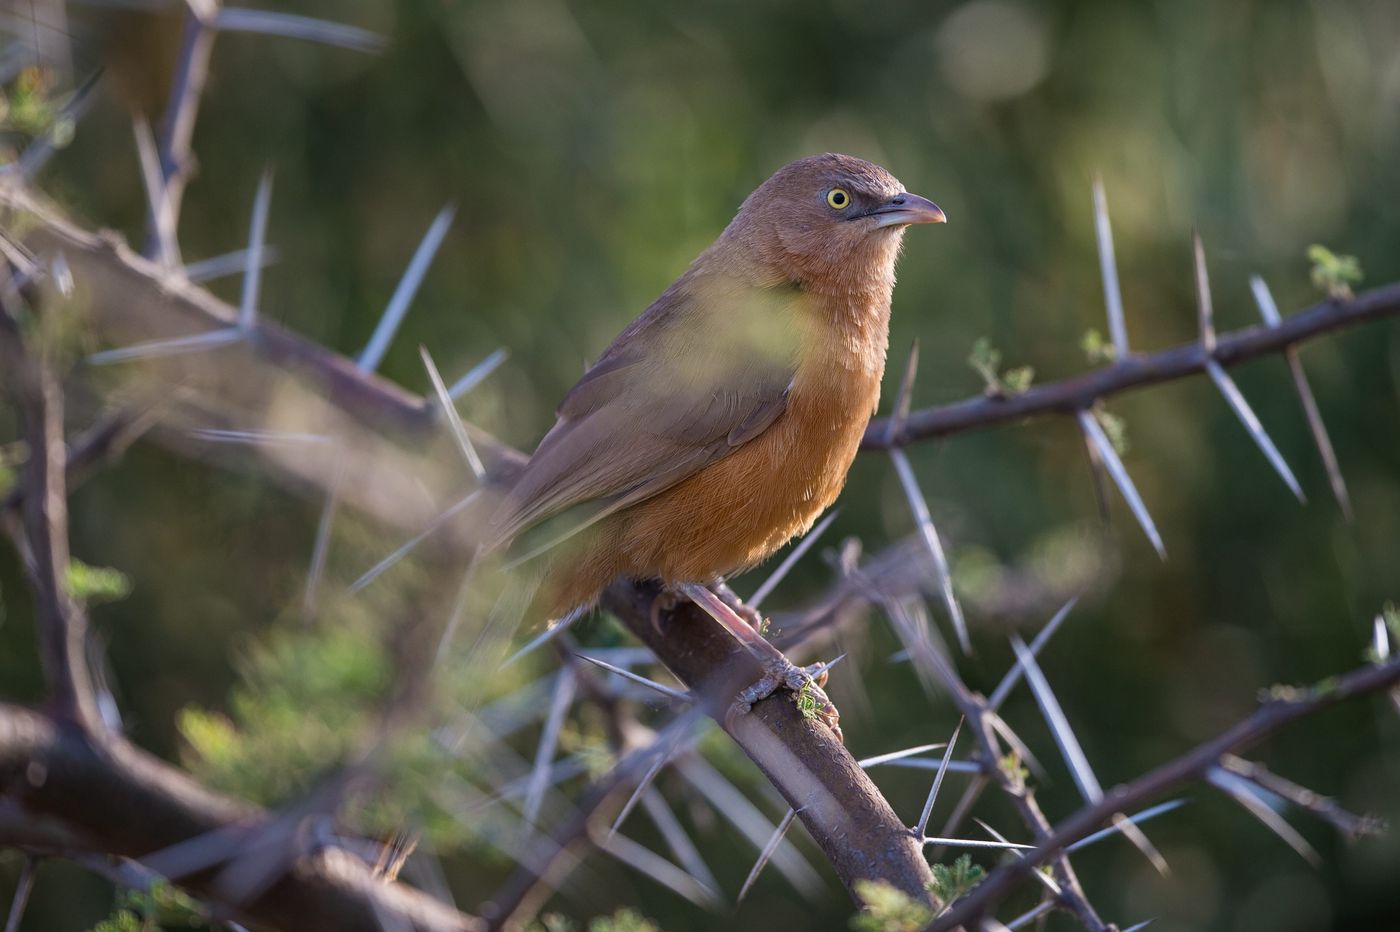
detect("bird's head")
(719, 153), (945, 295)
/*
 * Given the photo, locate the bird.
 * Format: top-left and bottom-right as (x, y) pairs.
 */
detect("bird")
(484, 153), (944, 728)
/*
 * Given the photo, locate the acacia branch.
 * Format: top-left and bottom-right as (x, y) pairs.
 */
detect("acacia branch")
(0, 300), (102, 731)
(604, 579), (937, 903)
(5, 179), (1400, 929)
(0, 704), (483, 932)
(863, 282), (1400, 448)
(929, 656), (1400, 930)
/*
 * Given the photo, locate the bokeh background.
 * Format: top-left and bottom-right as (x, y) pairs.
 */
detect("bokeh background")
(2, 1), (1400, 929)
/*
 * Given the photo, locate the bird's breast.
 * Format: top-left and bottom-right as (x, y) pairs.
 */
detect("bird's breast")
(616, 333), (884, 584)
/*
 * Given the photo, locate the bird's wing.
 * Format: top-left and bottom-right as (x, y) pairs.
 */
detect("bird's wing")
(486, 273), (801, 559)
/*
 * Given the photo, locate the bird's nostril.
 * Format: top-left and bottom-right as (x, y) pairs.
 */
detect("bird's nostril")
(890, 196), (906, 205)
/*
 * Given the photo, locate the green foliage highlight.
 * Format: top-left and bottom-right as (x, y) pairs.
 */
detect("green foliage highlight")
(1080, 328), (1118, 364)
(66, 559), (133, 605)
(998, 751), (1030, 790)
(589, 909), (663, 932)
(528, 909), (664, 932)
(796, 679), (821, 720)
(851, 880), (934, 932)
(928, 853), (985, 905)
(1308, 245), (1363, 300)
(89, 880), (208, 932)
(968, 338), (1035, 398)
(177, 612), (397, 801)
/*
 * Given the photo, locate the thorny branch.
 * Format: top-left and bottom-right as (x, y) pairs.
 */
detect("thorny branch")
(2, 16), (1399, 926)
(862, 279), (1400, 448)
(3, 178), (1399, 927)
(928, 656), (1400, 930)
(0, 281), (101, 731)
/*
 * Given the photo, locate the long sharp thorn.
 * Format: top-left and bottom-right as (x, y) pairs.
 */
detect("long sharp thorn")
(989, 595), (1080, 711)
(358, 205), (456, 372)
(593, 830), (721, 909)
(915, 716), (964, 837)
(87, 328), (243, 365)
(1006, 900), (1056, 931)
(184, 246), (280, 283)
(748, 509), (839, 610)
(677, 757), (822, 893)
(4, 854), (37, 932)
(239, 168), (274, 331)
(877, 759), (981, 775)
(349, 491), (481, 593)
(1076, 410), (1166, 558)
(447, 347), (509, 399)
(133, 115), (178, 268)
(301, 476), (342, 623)
(1122, 922), (1156, 932)
(1112, 811), (1171, 877)
(1249, 274), (1284, 328)
(522, 667), (577, 828)
(421, 346), (485, 479)
(1193, 232), (1216, 354)
(435, 561), (479, 666)
(610, 749), (672, 838)
(919, 837), (1034, 851)
(1011, 635), (1103, 803)
(1251, 276), (1351, 519)
(214, 9), (389, 53)
(1082, 424), (1114, 526)
(1204, 360), (1306, 502)
(1208, 767), (1320, 865)
(1093, 175), (1129, 358)
(190, 428), (328, 446)
(1375, 615), (1392, 662)
(640, 789), (721, 897)
(804, 653), (847, 684)
(500, 605), (588, 669)
(857, 742), (947, 769)
(973, 818), (1060, 895)
(890, 448), (969, 653)
(576, 654), (691, 703)
(739, 807), (799, 903)
(883, 339), (919, 447)
(1067, 799), (1187, 852)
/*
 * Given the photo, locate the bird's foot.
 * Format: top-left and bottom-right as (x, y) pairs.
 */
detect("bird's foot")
(725, 655), (842, 743)
(650, 588), (680, 636)
(712, 578), (768, 633)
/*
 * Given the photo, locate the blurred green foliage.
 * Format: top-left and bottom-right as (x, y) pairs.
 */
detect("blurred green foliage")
(1308, 244), (1365, 300)
(2, 1), (1400, 930)
(851, 880), (934, 932)
(89, 881), (208, 932)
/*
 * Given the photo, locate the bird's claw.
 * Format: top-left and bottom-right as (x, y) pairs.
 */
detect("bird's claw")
(650, 588), (680, 636)
(724, 656), (842, 743)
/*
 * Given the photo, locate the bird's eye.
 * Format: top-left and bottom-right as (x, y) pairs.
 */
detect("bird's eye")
(826, 188), (850, 210)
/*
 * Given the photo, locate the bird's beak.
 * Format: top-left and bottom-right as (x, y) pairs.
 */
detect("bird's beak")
(869, 192), (947, 228)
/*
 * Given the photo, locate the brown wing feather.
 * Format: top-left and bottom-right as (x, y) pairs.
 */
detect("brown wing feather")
(486, 270), (800, 556)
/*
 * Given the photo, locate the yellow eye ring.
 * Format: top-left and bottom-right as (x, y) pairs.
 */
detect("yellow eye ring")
(826, 188), (850, 210)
